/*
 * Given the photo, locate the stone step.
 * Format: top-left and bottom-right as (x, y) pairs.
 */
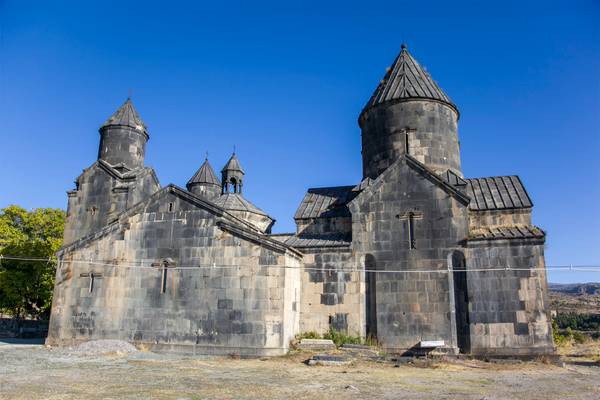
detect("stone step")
(297, 339), (336, 350)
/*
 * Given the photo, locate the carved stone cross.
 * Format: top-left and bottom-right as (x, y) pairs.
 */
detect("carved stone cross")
(80, 272), (103, 292)
(397, 211), (423, 249)
(151, 258), (176, 294)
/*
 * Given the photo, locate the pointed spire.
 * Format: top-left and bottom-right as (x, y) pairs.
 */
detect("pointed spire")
(187, 157), (220, 188)
(101, 98), (147, 134)
(361, 44), (457, 117)
(221, 152), (245, 174)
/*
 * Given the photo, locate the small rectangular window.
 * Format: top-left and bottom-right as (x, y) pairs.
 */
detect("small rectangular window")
(160, 268), (168, 293)
(168, 202), (174, 212)
(408, 213), (416, 250)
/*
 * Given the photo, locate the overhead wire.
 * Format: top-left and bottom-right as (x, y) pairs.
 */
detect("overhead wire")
(0, 254), (599, 274)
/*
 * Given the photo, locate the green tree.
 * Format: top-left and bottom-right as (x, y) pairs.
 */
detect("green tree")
(0, 205), (65, 319)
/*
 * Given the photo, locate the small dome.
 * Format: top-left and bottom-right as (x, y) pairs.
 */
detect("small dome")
(214, 193), (268, 216)
(187, 158), (220, 188)
(214, 192), (273, 232)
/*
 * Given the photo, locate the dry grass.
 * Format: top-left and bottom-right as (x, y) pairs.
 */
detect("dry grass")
(1, 344), (599, 399)
(557, 340), (600, 364)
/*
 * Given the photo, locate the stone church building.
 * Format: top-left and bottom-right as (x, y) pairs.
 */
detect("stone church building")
(47, 45), (554, 356)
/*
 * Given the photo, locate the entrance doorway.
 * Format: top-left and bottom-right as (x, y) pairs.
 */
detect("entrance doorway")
(365, 254), (377, 339)
(451, 251), (470, 353)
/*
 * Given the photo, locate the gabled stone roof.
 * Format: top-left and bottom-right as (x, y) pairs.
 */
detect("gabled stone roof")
(214, 193), (268, 216)
(187, 158), (220, 188)
(75, 159), (160, 188)
(465, 176), (532, 211)
(221, 153), (245, 174)
(101, 98), (147, 134)
(285, 233), (351, 248)
(294, 186), (358, 220)
(469, 225), (545, 241)
(347, 155), (471, 215)
(361, 44), (457, 118)
(57, 184), (298, 257)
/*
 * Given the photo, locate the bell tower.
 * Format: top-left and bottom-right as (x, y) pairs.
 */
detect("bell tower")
(359, 44), (462, 179)
(221, 152), (244, 194)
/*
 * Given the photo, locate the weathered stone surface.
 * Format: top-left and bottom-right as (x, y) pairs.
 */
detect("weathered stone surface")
(49, 183), (302, 357)
(49, 45), (554, 358)
(297, 339), (336, 350)
(361, 100), (461, 179)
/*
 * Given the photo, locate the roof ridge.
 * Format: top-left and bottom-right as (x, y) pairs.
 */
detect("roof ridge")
(466, 174), (520, 180)
(307, 185), (356, 190)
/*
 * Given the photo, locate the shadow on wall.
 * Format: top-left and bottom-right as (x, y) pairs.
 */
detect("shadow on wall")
(451, 250), (470, 354)
(365, 254), (377, 338)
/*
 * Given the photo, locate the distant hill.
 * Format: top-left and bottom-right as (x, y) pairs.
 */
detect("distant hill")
(549, 283), (600, 296)
(549, 283), (600, 314)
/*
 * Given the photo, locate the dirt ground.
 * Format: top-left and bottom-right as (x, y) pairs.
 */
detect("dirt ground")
(0, 341), (599, 400)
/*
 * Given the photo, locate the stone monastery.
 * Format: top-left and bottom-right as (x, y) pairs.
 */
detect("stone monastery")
(48, 45), (554, 356)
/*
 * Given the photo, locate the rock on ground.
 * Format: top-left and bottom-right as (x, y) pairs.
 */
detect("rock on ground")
(69, 340), (138, 355)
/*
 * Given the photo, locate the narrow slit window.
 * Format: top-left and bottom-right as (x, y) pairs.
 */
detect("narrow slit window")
(408, 212), (416, 249)
(168, 202), (174, 212)
(405, 131), (410, 154)
(160, 267), (168, 294)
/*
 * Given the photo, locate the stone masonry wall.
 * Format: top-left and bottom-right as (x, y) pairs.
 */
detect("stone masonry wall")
(350, 158), (470, 353)
(64, 165), (159, 245)
(98, 126), (147, 170)
(296, 217), (352, 236)
(298, 247), (364, 336)
(49, 190), (301, 356)
(465, 239), (553, 355)
(360, 100), (461, 179)
(469, 209), (532, 230)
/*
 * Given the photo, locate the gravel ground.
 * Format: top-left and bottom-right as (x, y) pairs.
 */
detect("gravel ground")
(0, 341), (599, 400)
(68, 340), (138, 356)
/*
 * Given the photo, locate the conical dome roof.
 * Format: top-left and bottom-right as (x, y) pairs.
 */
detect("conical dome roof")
(187, 158), (220, 188)
(101, 98), (147, 134)
(361, 44), (457, 118)
(221, 153), (245, 174)
(214, 193), (268, 216)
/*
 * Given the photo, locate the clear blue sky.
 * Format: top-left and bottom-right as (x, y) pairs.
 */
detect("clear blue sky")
(1, 1), (598, 283)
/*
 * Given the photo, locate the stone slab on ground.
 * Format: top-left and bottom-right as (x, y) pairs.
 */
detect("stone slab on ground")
(298, 339), (336, 350)
(306, 354), (353, 366)
(340, 343), (380, 357)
